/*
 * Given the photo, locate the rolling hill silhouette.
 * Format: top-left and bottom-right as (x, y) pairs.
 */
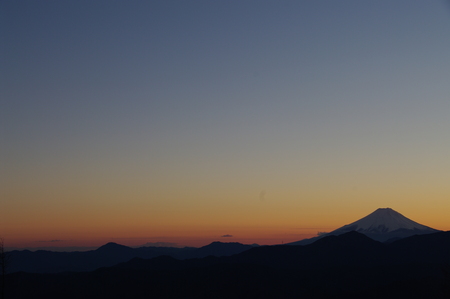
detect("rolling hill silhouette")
(7, 241), (255, 273)
(6, 231), (450, 298)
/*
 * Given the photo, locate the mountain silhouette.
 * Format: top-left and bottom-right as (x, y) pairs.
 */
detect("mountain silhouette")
(95, 242), (133, 253)
(6, 231), (450, 299)
(290, 207), (439, 245)
(7, 241), (256, 273)
(192, 241), (257, 258)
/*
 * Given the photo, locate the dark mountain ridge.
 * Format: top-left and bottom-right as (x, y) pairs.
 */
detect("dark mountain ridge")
(7, 241), (255, 273)
(6, 231), (450, 299)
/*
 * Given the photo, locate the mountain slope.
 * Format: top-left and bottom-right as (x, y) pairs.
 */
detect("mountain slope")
(233, 231), (385, 269)
(290, 208), (440, 245)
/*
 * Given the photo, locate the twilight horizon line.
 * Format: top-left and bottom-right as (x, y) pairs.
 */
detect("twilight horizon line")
(2, 1), (449, 251)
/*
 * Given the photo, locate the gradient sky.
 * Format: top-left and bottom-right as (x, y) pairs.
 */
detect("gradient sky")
(2, 0), (450, 249)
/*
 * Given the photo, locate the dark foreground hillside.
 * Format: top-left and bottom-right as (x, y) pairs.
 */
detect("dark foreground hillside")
(5, 231), (450, 299)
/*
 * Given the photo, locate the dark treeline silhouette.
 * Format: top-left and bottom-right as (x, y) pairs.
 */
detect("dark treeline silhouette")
(5, 231), (450, 299)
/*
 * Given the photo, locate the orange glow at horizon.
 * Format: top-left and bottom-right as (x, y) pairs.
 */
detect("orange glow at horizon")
(3, 204), (450, 249)
(3, 176), (450, 249)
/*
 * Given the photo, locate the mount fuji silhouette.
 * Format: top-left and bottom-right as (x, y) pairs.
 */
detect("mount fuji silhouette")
(290, 207), (440, 245)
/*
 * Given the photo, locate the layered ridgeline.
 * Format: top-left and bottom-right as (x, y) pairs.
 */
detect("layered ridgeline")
(290, 208), (440, 245)
(7, 231), (450, 298)
(8, 242), (258, 273)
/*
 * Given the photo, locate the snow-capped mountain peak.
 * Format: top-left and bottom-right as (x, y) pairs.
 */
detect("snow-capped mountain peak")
(289, 208), (440, 245)
(337, 207), (434, 234)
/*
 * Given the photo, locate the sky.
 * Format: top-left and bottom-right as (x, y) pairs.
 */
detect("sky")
(2, 0), (450, 249)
